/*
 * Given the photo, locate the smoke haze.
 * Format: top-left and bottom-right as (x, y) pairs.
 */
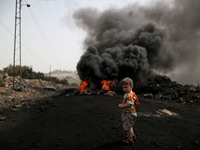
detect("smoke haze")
(74, 0), (200, 84)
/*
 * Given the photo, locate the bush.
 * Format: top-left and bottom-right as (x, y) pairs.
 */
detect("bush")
(2, 65), (69, 85)
(3, 65), (34, 79)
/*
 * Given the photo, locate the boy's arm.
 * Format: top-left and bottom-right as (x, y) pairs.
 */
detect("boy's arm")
(119, 103), (131, 109)
(133, 93), (140, 105)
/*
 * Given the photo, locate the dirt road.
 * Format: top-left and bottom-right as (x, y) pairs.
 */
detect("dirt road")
(0, 94), (200, 150)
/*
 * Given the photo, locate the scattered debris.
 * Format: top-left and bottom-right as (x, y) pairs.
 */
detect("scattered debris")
(0, 115), (6, 121)
(144, 93), (154, 98)
(43, 86), (56, 91)
(138, 108), (179, 118)
(156, 109), (179, 117)
(0, 74), (72, 111)
(135, 75), (200, 106)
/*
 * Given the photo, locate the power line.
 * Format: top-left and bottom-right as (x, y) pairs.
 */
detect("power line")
(24, 0), (61, 68)
(0, 20), (14, 35)
(0, 19), (49, 67)
(37, 0), (65, 64)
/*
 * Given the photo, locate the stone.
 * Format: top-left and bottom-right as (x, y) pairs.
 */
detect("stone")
(0, 87), (7, 94)
(43, 86), (56, 91)
(0, 115), (6, 121)
(144, 93), (153, 98)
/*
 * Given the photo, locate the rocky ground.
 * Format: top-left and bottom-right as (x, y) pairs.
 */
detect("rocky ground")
(134, 75), (200, 107)
(0, 74), (72, 114)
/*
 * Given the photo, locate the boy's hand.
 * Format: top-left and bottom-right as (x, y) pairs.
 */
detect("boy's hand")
(119, 103), (131, 109)
(119, 104), (123, 109)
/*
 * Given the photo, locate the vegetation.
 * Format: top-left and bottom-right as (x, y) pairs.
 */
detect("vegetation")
(51, 69), (72, 74)
(1, 65), (69, 85)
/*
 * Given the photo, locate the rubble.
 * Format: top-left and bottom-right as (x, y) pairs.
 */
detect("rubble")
(43, 86), (56, 91)
(0, 74), (70, 111)
(156, 109), (179, 117)
(0, 115), (6, 121)
(1, 72), (200, 110)
(144, 93), (154, 98)
(135, 74), (200, 106)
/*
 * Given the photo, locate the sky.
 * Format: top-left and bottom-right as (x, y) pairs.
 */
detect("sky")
(0, 0), (150, 73)
(1, 0), (200, 84)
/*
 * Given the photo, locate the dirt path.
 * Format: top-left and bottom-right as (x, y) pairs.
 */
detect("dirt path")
(0, 94), (200, 150)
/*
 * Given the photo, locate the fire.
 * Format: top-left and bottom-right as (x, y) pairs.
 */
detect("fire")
(74, 78), (116, 95)
(77, 80), (89, 92)
(99, 80), (116, 94)
(75, 78), (90, 94)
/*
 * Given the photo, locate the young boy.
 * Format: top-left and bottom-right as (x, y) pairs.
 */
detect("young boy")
(118, 77), (140, 144)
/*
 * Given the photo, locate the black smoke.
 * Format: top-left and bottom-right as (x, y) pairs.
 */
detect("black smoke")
(73, 0), (200, 84)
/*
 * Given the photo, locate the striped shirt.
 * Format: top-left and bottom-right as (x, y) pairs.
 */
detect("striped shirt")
(122, 91), (140, 113)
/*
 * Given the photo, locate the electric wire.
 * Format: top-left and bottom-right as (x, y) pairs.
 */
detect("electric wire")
(23, 0), (61, 69)
(0, 20), (13, 36)
(1, 0), (67, 72)
(0, 20), (49, 68)
(37, 0), (66, 62)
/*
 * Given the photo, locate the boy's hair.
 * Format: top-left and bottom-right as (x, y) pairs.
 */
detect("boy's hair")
(121, 77), (133, 86)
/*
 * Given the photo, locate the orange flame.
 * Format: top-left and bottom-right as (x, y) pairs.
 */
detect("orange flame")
(75, 78), (90, 93)
(99, 80), (116, 93)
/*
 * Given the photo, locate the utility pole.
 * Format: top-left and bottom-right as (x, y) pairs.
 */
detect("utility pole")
(49, 65), (51, 82)
(13, 0), (30, 90)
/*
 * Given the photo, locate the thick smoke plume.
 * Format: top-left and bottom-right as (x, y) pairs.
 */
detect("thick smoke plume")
(74, 0), (200, 84)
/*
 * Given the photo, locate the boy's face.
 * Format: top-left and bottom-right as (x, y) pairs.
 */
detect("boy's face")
(122, 84), (133, 93)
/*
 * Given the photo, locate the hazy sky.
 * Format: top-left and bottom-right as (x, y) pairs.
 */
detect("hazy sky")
(0, 0), (151, 73)
(1, 0), (200, 84)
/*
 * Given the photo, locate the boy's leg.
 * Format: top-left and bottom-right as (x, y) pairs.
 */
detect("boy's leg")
(122, 112), (136, 143)
(126, 127), (133, 138)
(130, 127), (134, 136)
(127, 129), (133, 141)
(131, 127), (137, 141)
(126, 127), (136, 138)
(123, 129), (134, 144)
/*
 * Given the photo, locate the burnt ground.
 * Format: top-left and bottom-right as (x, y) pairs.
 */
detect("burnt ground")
(0, 93), (200, 150)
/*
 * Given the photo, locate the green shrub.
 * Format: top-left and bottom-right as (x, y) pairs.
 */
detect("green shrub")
(2, 65), (69, 85)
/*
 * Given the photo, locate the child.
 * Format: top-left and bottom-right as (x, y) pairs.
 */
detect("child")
(118, 77), (140, 144)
